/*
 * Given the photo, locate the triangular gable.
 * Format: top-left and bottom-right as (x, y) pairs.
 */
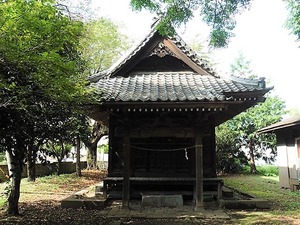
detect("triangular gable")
(88, 25), (216, 82)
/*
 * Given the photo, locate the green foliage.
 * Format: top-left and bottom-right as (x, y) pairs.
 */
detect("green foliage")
(216, 95), (286, 174)
(0, 198), (5, 208)
(200, 0), (252, 47)
(0, 153), (5, 164)
(130, 0), (252, 47)
(256, 165), (279, 176)
(98, 144), (109, 154)
(80, 18), (130, 75)
(230, 52), (257, 78)
(0, 0), (94, 155)
(216, 122), (248, 174)
(44, 142), (72, 161)
(231, 96), (285, 166)
(216, 54), (286, 174)
(0, 0), (90, 105)
(285, 0), (300, 41)
(0, 0), (95, 214)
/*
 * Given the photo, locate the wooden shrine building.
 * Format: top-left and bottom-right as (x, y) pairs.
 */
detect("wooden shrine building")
(88, 24), (271, 208)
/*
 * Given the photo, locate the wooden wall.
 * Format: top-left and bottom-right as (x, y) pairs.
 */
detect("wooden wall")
(276, 127), (300, 190)
(107, 110), (217, 178)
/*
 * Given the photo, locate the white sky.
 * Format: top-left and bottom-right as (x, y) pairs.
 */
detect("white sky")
(93, 0), (300, 110)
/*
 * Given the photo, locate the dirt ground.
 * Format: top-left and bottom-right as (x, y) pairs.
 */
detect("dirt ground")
(1, 202), (230, 225)
(1, 171), (299, 225)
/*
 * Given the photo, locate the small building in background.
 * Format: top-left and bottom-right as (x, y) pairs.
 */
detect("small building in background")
(259, 115), (300, 190)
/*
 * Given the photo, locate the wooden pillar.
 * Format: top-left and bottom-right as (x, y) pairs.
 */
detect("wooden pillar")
(210, 122), (217, 177)
(195, 130), (204, 210)
(122, 136), (130, 208)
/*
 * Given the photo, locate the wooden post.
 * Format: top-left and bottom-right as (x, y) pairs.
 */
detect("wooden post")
(195, 130), (204, 210)
(75, 135), (82, 177)
(210, 122), (217, 177)
(122, 136), (130, 208)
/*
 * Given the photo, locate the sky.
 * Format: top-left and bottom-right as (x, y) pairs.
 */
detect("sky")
(93, 0), (300, 110)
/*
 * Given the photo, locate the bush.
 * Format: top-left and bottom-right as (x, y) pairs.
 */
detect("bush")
(216, 123), (248, 174)
(98, 144), (108, 154)
(256, 165), (279, 176)
(0, 153), (6, 164)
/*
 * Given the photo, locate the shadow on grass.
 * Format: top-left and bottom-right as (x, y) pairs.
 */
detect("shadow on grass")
(229, 210), (300, 225)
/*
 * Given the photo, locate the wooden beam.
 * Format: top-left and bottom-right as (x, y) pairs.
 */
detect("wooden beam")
(104, 101), (229, 109)
(163, 39), (209, 75)
(122, 137), (130, 208)
(195, 130), (204, 210)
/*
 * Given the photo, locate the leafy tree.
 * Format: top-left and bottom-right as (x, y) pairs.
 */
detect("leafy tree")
(44, 142), (72, 175)
(285, 0), (300, 41)
(58, 0), (96, 21)
(216, 53), (286, 174)
(0, 152), (6, 164)
(0, 0), (90, 215)
(41, 106), (82, 175)
(216, 96), (285, 174)
(216, 121), (247, 174)
(230, 52), (257, 78)
(130, 0), (252, 47)
(81, 119), (108, 170)
(234, 96), (286, 173)
(130, 0), (300, 47)
(79, 17), (131, 75)
(76, 17), (129, 169)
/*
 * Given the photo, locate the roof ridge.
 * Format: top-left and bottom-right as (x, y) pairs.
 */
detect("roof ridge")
(128, 71), (197, 75)
(226, 75), (268, 87)
(258, 115), (300, 133)
(168, 34), (218, 78)
(87, 25), (159, 82)
(88, 22), (220, 82)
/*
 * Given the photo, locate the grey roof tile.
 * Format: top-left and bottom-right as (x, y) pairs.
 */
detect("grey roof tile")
(88, 26), (216, 82)
(92, 72), (267, 103)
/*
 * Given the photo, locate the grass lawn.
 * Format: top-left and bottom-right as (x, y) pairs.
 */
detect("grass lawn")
(222, 174), (300, 224)
(0, 171), (300, 224)
(0, 170), (106, 209)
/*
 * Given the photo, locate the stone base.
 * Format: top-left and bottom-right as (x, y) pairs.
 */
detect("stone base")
(61, 196), (107, 209)
(222, 186), (234, 198)
(219, 198), (270, 209)
(141, 194), (183, 207)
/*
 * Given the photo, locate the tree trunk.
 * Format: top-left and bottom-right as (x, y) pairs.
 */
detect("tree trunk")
(6, 150), (23, 215)
(86, 142), (97, 170)
(26, 158), (35, 182)
(56, 159), (62, 175)
(56, 140), (65, 175)
(249, 139), (257, 174)
(82, 120), (108, 170)
(26, 144), (36, 182)
(76, 135), (81, 177)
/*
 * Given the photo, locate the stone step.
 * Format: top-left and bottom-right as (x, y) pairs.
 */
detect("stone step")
(222, 186), (234, 198)
(141, 194), (183, 207)
(61, 196), (107, 209)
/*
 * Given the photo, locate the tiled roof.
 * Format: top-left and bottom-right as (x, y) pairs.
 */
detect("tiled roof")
(169, 35), (216, 76)
(91, 72), (267, 102)
(88, 28), (158, 82)
(258, 115), (300, 133)
(88, 27), (216, 83)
